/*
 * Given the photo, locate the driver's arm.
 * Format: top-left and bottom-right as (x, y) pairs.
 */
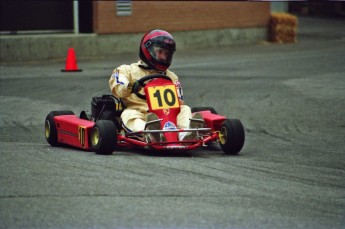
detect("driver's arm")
(166, 71), (185, 105)
(109, 66), (132, 98)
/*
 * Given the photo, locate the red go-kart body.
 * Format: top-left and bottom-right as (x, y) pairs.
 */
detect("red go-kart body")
(45, 75), (245, 155)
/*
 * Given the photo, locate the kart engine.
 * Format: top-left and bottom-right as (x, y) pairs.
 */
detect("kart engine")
(91, 95), (124, 124)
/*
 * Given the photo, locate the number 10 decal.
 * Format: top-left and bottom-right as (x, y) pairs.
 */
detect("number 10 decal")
(148, 85), (179, 110)
(78, 126), (86, 148)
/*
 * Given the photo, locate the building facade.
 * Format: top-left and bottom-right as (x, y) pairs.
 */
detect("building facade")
(1, 1), (270, 34)
(93, 1), (270, 34)
(0, 1), (271, 62)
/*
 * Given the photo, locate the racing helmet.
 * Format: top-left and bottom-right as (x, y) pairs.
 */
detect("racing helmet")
(139, 29), (176, 71)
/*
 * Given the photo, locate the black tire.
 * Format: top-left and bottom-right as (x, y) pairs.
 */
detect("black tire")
(98, 111), (121, 130)
(90, 120), (117, 155)
(219, 119), (245, 155)
(191, 107), (218, 114)
(45, 110), (74, 146)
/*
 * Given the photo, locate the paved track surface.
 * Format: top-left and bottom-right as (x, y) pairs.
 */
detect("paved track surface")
(1, 17), (345, 228)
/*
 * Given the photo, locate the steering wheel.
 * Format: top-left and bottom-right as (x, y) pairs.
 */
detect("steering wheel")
(134, 74), (172, 100)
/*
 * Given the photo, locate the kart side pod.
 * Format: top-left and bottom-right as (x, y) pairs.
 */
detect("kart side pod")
(45, 111), (95, 150)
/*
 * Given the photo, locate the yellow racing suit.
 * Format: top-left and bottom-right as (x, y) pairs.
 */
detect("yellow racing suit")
(109, 61), (192, 132)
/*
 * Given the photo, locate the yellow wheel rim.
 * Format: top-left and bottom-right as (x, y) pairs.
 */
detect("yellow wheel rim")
(91, 128), (100, 146)
(219, 127), (227, 144)
(45, 120), (50, 139)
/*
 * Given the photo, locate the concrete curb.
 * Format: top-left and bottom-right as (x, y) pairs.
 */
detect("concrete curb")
(0, 27), (267, 63)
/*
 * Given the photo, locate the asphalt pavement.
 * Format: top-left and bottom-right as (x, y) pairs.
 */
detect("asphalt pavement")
(0, 16), (345, 229)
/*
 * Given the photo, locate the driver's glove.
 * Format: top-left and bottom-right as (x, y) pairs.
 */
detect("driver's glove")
(127, 80), (142, 94)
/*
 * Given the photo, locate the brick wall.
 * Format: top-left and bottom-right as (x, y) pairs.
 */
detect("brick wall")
(93, 1), (270, 34)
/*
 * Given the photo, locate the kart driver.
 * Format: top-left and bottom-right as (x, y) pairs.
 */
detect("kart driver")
(109, 29), (204, 142)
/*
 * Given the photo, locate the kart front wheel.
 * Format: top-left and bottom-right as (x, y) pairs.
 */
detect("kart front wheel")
(45, 110), (74, 146)
(219, 119), (245, 155)
(91, 120), (117, 155)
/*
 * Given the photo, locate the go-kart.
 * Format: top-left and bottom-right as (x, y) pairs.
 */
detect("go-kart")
(45, 74), (245, 155)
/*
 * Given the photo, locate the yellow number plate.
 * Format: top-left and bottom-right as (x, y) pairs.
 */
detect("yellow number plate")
(147, 85), (179, 110)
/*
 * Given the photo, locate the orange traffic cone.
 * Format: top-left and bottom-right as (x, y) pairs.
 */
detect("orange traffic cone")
(61, 48), (82, 72)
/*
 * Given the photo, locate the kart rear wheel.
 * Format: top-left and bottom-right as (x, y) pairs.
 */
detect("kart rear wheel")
(98, 111), (121, 130)
(45, 110), (74, 147)
(219, 119), (245, 155)
(91, 120), (117, 155)
(191, 107), (218, 114)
